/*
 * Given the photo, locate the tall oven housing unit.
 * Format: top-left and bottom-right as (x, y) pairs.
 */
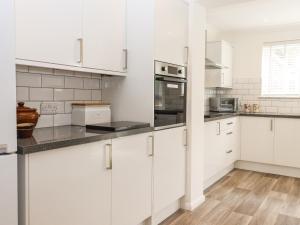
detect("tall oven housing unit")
(154, 61), (187, 129)
(0, 0), (18, 225)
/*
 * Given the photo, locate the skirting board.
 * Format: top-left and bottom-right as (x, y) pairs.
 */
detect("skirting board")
(236, 160), (300, 178)
(182, 195), (206, 211)
(203, 163), (235, 190)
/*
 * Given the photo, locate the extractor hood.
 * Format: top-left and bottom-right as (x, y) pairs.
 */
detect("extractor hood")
(205, 58), (223, 70)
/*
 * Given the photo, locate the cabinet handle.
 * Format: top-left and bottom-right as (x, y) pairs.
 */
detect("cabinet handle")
(226, 150), (233, 154)
(217, 122), (221, 135)
(0, 144), (7, 154)
(184, 46), (189, 65)
(123, 49), (128, 70)
(226, 132), (233, 135)
(105, 144), (112, 170)
(183, 129), (188, 148)
(227, 122), (233, 125)
(270, 119), (273, 131)
(148, 136), (154, 157)
(77, 38), (83, 63)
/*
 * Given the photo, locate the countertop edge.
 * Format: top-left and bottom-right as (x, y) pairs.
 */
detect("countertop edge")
(205, 113), (300, 122)
(18, 127), (153, 155)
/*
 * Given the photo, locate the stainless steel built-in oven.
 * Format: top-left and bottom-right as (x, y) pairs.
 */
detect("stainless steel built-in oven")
(154, 61), (187, 129)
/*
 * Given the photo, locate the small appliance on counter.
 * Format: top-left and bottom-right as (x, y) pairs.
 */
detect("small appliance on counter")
(86, 121), (150, 132)
(154, 61), (187, 130)
(17, 102), (40, 138)
(209, 97), (238, 113)
(71, 103), (111, 126)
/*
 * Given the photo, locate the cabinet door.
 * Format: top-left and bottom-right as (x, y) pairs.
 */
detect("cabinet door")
(28, 141), (111, 225)
(16, 0), (82, 67)
(274, 118), (300, 168)
(112, 133), (152, 225)
(153, 126), (186, 213)
(241, 117), (274, 164)
(83, 0), (126, 73)
(154, 0), (188, 66)
(204, 121), (224, 181)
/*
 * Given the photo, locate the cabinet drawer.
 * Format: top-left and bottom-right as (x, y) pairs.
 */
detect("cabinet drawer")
(221, 118), (236, 131)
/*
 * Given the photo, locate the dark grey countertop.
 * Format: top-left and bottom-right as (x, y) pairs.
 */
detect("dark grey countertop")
(18, 125), (153, 155)
(205, 112), (300, 122)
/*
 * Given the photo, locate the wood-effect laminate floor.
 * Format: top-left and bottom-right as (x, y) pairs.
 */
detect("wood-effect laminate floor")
(160, 169), (300, 225)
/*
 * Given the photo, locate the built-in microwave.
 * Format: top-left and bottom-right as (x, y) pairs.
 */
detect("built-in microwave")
(154, 61), (187, 130)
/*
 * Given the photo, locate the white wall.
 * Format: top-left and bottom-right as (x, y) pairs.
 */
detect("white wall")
(222, 27), (300, 78)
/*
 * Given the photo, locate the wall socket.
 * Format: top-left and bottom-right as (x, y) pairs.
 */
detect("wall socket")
(41, 103), (58, 115)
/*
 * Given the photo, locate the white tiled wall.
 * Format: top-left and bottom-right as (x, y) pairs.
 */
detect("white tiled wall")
(220, 77), (300, 114)
(16, 65), (103, 128)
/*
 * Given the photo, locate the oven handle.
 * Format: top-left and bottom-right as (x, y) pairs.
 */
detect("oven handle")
(155, 76), (187, 83)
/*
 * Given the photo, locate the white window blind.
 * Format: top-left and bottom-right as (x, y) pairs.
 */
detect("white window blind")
(261, 40), (300, 97)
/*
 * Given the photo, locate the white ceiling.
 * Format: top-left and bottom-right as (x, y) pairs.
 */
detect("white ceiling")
(206, 0), (300, 31)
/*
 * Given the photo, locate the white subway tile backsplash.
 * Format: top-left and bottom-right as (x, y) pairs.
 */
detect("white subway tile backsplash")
(29, 66), (53, 75)
(54, 114), (71, 126)
(74, 89), (92, 100)
(65, 77), (83, 89)
(92, 90), (102, 100)
(17, 87), (29, 102)
(42, 75), (64, 88)
(84, 78), (100, 89)
(16, 65), (103, 127)
(30, 88), (53, 101)
(17, 72), (41, 87)
(54, 89), (74, 101)
(36, 115), (54, 128)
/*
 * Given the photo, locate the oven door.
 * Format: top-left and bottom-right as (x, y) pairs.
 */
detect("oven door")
(154, 75), (187, 129)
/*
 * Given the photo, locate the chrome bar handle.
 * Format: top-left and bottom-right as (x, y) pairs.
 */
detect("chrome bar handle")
(270, 119), (273, 131)
(183, 129), (188, 148)
(105, 144), (112, 170)
(227, 132), (233, 135)
(226, 150), (233, 154)
(123, 49), (128, 70)
(77, 38), (83, 63)
(217, 122), (221, 135)
(184, 46), (189, 65)
(148, 135), (154, 157)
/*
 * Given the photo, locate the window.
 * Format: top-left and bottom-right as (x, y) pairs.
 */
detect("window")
(261, 40), (300, 97)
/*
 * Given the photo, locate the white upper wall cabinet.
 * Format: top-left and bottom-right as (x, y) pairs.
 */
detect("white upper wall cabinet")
(15, 0), (82, 67)
(154, 0), (189, 66)
(15, 0), (127, 75)
(205, 40), (233, 88)
(82, 0), (126, 73)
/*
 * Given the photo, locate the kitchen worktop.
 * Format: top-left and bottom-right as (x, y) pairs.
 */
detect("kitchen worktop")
(205, 112), (300, 122)
(17, 125), (153, 155)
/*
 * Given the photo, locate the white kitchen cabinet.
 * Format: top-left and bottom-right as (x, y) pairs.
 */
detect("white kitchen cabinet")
(204, 117), (240, 184)
(240, 117), (274, 164)
(274, 118), (300, 168)
(26, 141), (112, 225)
(15, 0), (82, 67)
(82, 0), (127, 73)
(111, 133), (152, 225)
(154, 0), (189, 66)
(205, 40), (233, 88)
(153, 126), (186, 213)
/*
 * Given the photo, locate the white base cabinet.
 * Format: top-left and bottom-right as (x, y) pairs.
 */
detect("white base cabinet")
(240, 117), (274, 164)
(112, 133), (152, 225)
(24, 141), (112, 225)
(153, 126), (186, 213)
(204, 117), (240, 186)
(274, 118), (300, 168)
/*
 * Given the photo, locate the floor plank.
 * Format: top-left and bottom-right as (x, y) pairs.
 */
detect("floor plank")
(160, 170), (300, 225)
